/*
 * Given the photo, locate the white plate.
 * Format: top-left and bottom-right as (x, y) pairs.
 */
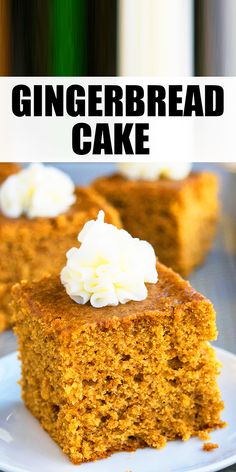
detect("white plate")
(0, 347), (236, 472)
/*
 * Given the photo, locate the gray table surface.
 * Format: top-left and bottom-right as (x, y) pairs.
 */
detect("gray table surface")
(0, 163), (236, 472)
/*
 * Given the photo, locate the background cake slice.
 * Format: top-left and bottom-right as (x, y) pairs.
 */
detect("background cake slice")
(12, 262), (224, 464)
(0, 164), (120, 331)
(93, 171), (219, 276)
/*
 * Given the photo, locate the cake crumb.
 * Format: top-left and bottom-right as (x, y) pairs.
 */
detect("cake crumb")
(203, 442), (219, 452)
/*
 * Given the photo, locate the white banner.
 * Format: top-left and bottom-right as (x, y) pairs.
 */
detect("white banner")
(0, 77), (235, 162)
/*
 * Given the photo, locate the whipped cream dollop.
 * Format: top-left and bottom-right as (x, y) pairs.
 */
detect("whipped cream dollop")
(0, 163), (76, 218)
(117, 163), (191, 181)
(61, 210), (158, 308)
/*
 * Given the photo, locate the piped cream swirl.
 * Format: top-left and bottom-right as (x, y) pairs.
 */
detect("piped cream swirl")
(0, 163), (76, 218)
(117, 163), (191, 181)
(61, 210), (158, 308)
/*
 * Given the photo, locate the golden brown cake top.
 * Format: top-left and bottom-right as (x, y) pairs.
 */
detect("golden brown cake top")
(12, 261), (214, 333)
(94, 171), (218, 194)
(0, 163), (21, 184)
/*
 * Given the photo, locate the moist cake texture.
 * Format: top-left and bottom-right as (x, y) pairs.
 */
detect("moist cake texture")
(93, 172), (219, 276)
(12, 261), (224, 464)
(0, 184), (120, 331)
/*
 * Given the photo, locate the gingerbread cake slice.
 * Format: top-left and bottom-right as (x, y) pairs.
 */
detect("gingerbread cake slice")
(0, 164), (120, 332)
(93, 170), (219, 276)
(12, 260), (224, 464)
